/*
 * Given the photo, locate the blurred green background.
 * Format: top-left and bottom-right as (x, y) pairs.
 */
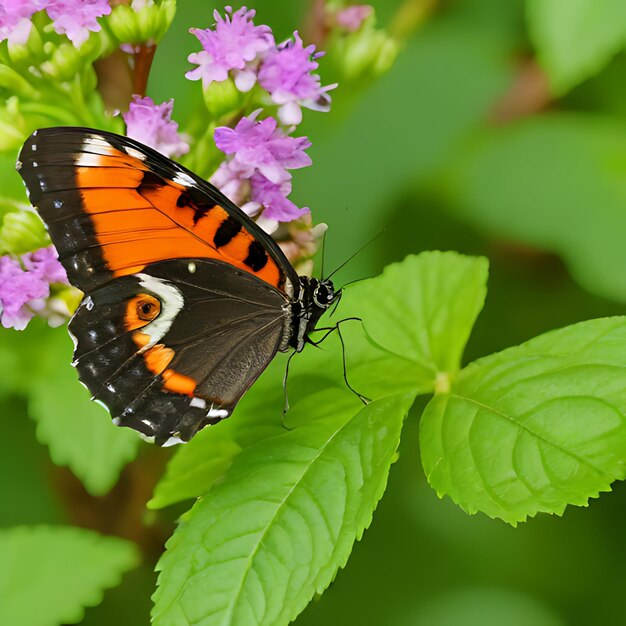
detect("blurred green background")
(4, 0), (626, 624)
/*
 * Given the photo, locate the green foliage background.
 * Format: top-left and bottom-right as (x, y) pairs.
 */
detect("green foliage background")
(3, 0), (626, 624)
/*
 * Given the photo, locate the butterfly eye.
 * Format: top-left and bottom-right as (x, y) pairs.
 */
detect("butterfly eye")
(136, 295), (161, 322)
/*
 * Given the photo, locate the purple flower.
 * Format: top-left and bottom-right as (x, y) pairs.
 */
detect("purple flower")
(23, 245), (68, 285)
(0, 0), (47, 45)
(123, 95), (189, 158)
(335, 5), (373, 32)
(250, 173), (308, 222)
(214, 112), (311, 184)
(258, 31), (337, 125)
(45, 0), (111, 47)
(186, 6), (274, 92)
(0, 246), (67, 330)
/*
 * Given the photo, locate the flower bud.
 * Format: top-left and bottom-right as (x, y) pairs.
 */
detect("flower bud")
(0, 210), (49, 255)
(332, 25), (399, 82)
(107, 0), (176, 47)
(0, 65), (38, 99)
(202, 77), (246, 119)
(41, 42), (83, 81)
(0, 98), (28, 151)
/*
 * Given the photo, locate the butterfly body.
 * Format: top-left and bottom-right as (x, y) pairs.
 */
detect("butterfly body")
(17, 127), (338, 445)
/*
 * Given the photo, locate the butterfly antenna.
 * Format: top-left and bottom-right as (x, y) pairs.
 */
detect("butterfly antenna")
(320, 228), (327, 279)
(325, 230), (385, 281)
(337, 276), (369, 291)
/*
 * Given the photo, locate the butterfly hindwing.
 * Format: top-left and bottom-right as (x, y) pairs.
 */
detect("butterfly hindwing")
(69, 258), (288, 444)
(17, 126), (299, 296)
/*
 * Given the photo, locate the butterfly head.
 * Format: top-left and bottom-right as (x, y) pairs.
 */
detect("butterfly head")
(312, 278), (339, 309)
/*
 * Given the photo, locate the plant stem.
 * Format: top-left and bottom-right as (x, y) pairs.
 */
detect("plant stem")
(133, 44), (157, 97)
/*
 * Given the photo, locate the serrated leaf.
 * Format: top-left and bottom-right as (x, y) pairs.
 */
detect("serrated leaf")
(28, 327), (140, 495)
(152, 390), (414, 626)
(527, 0), (626, 93)
(341, 251), (488, 383)
(448, 114), (626, 304)
(0, 525), (139, 626)
(420, 317), (626, 524)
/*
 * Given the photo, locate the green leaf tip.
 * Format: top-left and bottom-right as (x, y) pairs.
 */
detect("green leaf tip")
(340, 250), (489, 393)
(421, 316), (626, 525)
(152, 391), (415, 626)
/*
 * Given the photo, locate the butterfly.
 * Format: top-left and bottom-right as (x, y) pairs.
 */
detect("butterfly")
(17, 127), (340, 446)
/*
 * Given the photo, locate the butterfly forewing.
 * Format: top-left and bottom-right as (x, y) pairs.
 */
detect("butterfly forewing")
(18, 127), (299, 295)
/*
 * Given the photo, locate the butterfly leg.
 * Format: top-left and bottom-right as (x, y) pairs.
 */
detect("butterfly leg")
(335, 321), (370, 406)
(308, 317), (370, 405)
(281, 349), (298, 430)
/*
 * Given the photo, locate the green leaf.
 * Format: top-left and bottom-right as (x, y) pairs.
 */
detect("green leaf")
(341, 251), (489, 387)
(28, 327), (140, 495)
(283, 252), (488, 406)
(447, 114), (626, 304)
(420, 317), (626, 524)
(527, 0), (626, 93)
(148, 428), (241, 510)
(152, 391), (414, 626)
(0, 525), (139, 626)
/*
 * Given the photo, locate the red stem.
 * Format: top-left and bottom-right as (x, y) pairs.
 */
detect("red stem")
(133, 44), (157, 97)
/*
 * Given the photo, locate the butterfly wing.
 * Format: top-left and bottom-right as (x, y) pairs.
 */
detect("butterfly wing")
(17, 127), (297, 444)
(69, 258), (288, 444)
(17, 126), (300, 296)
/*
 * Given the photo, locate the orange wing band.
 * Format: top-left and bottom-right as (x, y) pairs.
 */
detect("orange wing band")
(76, 149), (282, 288)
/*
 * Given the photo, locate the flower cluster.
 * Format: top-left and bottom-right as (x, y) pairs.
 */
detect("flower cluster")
(211, 111), (311, 223)
(0, 0), (111, 46)
(123, 95), (189, 158)
(0, 246), (68, 330)
(187, 7), (337, 125)
(181, 7), (338, 239)
(187, 6), (274, 92)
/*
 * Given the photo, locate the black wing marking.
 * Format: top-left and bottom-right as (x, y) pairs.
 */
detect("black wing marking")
(70, 259), (289, 444)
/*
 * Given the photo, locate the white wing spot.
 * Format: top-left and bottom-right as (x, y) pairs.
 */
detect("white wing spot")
(125, 146), (146, 160)
(74, 152), (103, 167)
(190, 397), (206, 409)
(188, 262), (196, 274)
(208, 407), (229, 419)
(172, 172), (194, 187)
(162, 436), (185, 447)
